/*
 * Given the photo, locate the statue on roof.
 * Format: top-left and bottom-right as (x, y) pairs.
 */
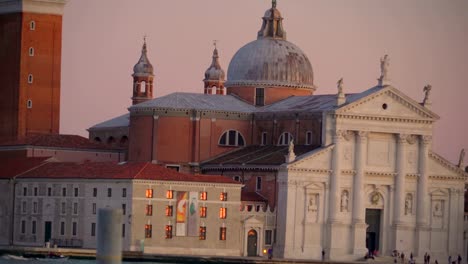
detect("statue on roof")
(272, 0), (277, 8)
(458, 148), (465, 168)
(337, 78), (344, 94)
(288, 139), (294, 154)
(423, 84), (432, 105)
(380, 54), (389, 80)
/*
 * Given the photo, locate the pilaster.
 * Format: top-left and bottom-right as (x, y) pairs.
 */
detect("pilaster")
(415, 135), (430, 256)
(393, 133), (408, 251)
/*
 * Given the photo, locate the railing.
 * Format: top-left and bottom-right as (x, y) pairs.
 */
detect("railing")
(49, 238), (83, 248)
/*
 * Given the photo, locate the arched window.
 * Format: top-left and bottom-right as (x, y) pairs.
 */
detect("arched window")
(27, 100), (33, 109)
(107, 137), (116, 145)
(94, 137), (101, 142)
(30, 21), (35, 30)
(140, 81), (146, 93)
(28, 74), (33, 84)
(29, 47), (34, 56)
(120, 136), (128, 145)
(219, 130), (245, 147)
(277, 132), (293, 146)
(305, 131), (313, 145)
(211, 86), (217, 95)
(261, 132), (267, 145)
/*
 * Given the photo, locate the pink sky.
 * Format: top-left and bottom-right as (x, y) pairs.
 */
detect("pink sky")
(60, 0), (468, 163)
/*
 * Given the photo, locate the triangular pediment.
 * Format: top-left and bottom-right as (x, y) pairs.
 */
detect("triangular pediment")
(336, 86), (439, 121)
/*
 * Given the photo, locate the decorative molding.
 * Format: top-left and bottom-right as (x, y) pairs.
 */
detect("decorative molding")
(429, 151), (468, 177)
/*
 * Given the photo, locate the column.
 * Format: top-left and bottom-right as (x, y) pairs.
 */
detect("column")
(393, 134), (407, 251)
(415, 135), (430, 256)
(352, 131), (368, 255)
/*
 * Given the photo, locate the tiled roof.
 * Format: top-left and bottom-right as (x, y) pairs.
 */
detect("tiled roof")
(129, 92), (257, 113)
(241, 191), (268, 202)
(17, 161), (240, 184)
(88, 113), (129, 130)
(202, 145), (319, 168)
(0, 157), (51, 179)
(0, 134), (121, 150)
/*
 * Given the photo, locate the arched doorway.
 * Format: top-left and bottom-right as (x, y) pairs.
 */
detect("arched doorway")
(247, 229), (258, 256)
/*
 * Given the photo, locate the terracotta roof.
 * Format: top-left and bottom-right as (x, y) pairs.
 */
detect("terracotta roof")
(0, 157), (51, 179)
(241, 191), (268, 202)
(0, 134), (122, 150)
(202, 145), (319, 168)
(17, 161), (240, 184)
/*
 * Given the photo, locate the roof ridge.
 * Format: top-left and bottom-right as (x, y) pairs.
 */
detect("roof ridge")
(133, 162), (150, 179)
(15, 158), (53, 178)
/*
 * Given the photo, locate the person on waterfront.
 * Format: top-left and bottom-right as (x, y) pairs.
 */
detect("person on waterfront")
(401, 253), (405, 264)
(428, 254), (431, 264)
(322, 250), (325, 261)
(435, 260), (438, 264)
(424, 253), (428, 264)
(457, 255), (462, 264)
(449, 256), (452, 264)
(267, 248), (273, 260)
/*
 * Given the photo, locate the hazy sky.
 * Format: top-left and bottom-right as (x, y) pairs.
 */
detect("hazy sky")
(60, 0), (468, 163)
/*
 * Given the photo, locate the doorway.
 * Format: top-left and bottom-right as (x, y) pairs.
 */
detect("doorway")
(44, 221), (52, 243)
(365, 209), (381, 253)
(247, 229), (258, 256)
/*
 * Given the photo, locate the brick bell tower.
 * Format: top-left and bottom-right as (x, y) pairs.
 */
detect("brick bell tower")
(132, 38), (154, 105)
(203, 42), (226, 95)
(0, 0), (66, 140)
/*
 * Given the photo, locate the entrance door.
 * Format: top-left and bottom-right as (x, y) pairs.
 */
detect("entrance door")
(247, 229), (258, 256)
(44, 221), (52, 243)
(365, 209), (381, 253)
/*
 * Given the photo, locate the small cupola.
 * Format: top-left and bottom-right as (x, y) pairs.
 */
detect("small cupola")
(132, 38), (155, 105)
(203, 43), (226, 95)
(257, 0), (286, 40)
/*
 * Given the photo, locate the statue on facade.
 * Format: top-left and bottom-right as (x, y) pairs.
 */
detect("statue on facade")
(405, 194), (412, 215)
(423, 84), (432, 105)
(340, 191), (349, 212)
(433, 201), (443, 217)
(458, 149), (465, 168)
(308, 194), (318, 212)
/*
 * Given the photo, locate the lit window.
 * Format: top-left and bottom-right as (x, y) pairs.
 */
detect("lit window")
(28, 74), (33, 84)
(261, 132), (267, 145)
(146, 204), (153, 216)
(220, 192), (227, 201)
(165, 225), (173, 239)
(29, 47), (34, 56)
(199, 226), (206, 240)
(165, 205), (173, 217)
(200, 206), (207, 218)
(218, 130), (245, 147)
(29, 21), (35, 30)
(255, 87), (265, 106)
(145, 224), (152, 238)
(305, 131), (313, 145)
(91, 223), (96, 236)
(27, 100), (32, 109)
(166, 190), (173, 199)
(145, 189), (153, 198)
(200, 191), (207, 200)
(219, 227), (227, 240)
(278, 132), (293, 146)
(256, 176), (262, 191)
(219, 207), (227, 219)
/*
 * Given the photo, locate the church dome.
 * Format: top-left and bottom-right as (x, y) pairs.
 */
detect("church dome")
(226, 1), (315, 90)
(133, 40), (154, 76)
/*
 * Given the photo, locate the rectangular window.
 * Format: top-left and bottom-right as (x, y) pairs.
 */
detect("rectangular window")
(22, 201), (27, 213)
(72, 222), (77, 236)
(32, 220), (37, 234)
(21, 220), (26, 234)
(200, 191), (207, 200)
(145, 224), (152, 238)
(107, 188), (112, 197)
(200, 206), (207, 218)
(255, 87), (265, 106)
(62, 187), (66, 197)
(122, 188), (127, 197)
(146, 204), (153, 216)
(34, 187), (38, 196)
(165, 205), (173, 217)
(220, 192), (227, 201)
(166, 190), (173, 199)
(74, 187), (79, 197)
(219, 207), (227, 219)
(33, 202), (38, 214)
(92, 203), (96, 215)
(145, 189), (153, 198)
(23, 187), (27, 196)
(306, 131), (312, 145)
(122, 224), (125, 237)
(199, 226), (206, 240)
(47, 187), (52, 196)
(256, 176), (262, 191)
(91, 223), (96, 236)
(93, 188), (97, 197)
(165, 225), (173, 239)
(261, 132), (267, 145)
(265, 230), (272, 245)
(219, 227), (227, 240)
(60, 222), (65, 236)
(73, 203), (78, 215)
(122, 204), (126, 215)
(61, 202), (66, 214)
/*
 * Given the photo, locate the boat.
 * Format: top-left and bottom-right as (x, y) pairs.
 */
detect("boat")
(1, 254), (29, 260)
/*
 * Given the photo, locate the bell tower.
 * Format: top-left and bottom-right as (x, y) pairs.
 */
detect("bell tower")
(203, 42), (226, 95)
(132, 38), (154, 105)
(0, 0), (66, 140)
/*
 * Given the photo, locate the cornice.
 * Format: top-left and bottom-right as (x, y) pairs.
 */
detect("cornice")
(429, 151), (468, 177)
(333, 113), (434, 124)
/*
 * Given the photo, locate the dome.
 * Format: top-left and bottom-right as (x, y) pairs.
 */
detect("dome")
(225, 2), (315, 90)
(133, 41), (154, 76)
(204, 48), (225, 81)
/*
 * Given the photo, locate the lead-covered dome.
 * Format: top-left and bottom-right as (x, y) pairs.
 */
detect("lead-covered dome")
(133, 40), (154, 77)
(226, 2), (315, 90)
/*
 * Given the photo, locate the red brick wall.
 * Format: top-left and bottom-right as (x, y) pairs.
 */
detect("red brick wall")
(128, 115), (154, 161)
(228, 86), (313, 106)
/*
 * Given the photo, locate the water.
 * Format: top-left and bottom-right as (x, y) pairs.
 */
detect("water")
(0, 257), (173, 264)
